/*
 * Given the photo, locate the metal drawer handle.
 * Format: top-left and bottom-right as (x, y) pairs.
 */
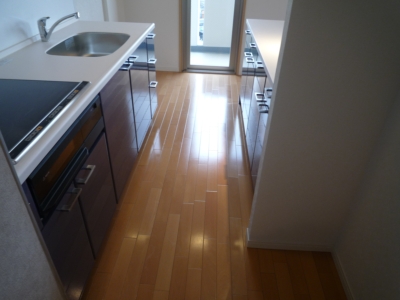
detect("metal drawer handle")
(149, 81), (158, 88)
(119, 63), (133, 71)
(148, 58), (157, 65)
(245, 57), (255, 63)
(57, 188), (82, 212)
(245, 30), (251, 35)
(250, 42), (257, 48)
(265, 87), (273, 98)
(255, 93), (266, 102)
(258, 104), (269, 114)
(147, 33), (156, 39)
(128, 55), (138, 63)
(256, 61), (264, 69)
(75, 165), (96, 184)
(244, 52), (253, 57)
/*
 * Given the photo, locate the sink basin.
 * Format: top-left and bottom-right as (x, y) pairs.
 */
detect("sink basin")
(47, 32), (130, 57)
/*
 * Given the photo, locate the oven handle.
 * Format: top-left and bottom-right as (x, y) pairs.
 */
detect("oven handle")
(56, 188), (82, 212)
(40, 147), (89, 215)
(75, 165), (96, 185)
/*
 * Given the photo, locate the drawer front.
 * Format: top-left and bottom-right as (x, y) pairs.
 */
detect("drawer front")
(75, 133), (117, 257)
(42, 185), (94, 300)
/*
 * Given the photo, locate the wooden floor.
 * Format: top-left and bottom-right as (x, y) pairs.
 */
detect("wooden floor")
(82, 72), (347, 300)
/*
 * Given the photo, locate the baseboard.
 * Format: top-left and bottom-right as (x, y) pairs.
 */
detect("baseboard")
(331, 251), (355, 300)
(246, 229), (332, 252)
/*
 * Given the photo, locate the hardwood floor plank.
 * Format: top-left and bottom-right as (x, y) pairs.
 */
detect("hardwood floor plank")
(207, 151), (218, 192)
(139, 188), (162, 235)
(201, 238), (217, 300)
(185, 268), (202, 300)
(124, 181), (153, 238)
(229, 217), (247, 296)
(153, 290), (169, 300)
(286, 251), (310, 296)
(140, 172), (176, 285)
(261, 273), (280, 300)
(188, 201), (205, 269)
(194, 164), (208, 201)
(169, 174), (187, 214)
(228, 177), (242, 218)
(175, 203), (194, 258)
(258, 249), (275, 274)
(103, 238), (137, 300)
(154, 214), (181, 291)
(183, 162), (199, 204)
(217, 243), (232, 299)
(119, 235), (151, 300)
(217, 185), (230, 244)
(169, 255), (189, 300)
(244, 247), (263, 292)
(152, 148), (172, 188)
(300, 252), (326, 300)
(274, 262), (295, 300)
(217, 151), (228, 185)
(204, 191), (218, 240)
(136, 284), (154, 300)
(82, 272), (111, 300)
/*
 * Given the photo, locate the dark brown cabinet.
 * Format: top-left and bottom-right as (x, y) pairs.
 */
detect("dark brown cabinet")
(41, 184), (95, 300)
(75, 133), (117, 257)
(100, 67), (139, 200)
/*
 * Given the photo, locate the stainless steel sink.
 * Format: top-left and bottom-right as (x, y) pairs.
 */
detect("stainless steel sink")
(47, 32), (130, 57)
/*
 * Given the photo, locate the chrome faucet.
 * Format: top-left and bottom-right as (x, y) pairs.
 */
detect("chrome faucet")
(38, 12), (80, 42)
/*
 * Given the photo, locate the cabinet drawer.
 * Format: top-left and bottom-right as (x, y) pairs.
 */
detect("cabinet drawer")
(75, 133), (117, 257)
(42, 185), (94, 300)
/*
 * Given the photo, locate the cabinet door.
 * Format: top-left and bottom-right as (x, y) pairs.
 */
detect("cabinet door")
(75, 133), (117, 257)
(130, 39), (152, 150)
(251, 76), (271, 188)
(100, 70), (138, 200)
(246, 74), (265, 171)
(42, 185), (94, 300)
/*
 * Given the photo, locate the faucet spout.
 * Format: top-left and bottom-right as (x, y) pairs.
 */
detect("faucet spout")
(38, 12), (80, 42)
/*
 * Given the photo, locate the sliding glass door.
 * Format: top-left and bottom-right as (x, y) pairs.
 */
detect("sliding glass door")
(183, 0), (243, 72)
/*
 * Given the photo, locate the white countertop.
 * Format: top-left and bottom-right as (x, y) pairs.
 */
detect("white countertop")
(247, 19), (284, 84)
(0, 20), (154, 182)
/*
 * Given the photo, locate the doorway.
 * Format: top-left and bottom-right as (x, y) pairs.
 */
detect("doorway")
(182, 0), (243, 73)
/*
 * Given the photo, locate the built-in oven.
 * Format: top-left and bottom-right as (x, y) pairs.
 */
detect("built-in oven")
(26, 95), (103, 224)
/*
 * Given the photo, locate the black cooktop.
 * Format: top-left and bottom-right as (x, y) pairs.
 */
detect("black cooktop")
(0, 79), (88, 160)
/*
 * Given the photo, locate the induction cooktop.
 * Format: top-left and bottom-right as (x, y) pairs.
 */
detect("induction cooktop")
(0, 79), (88, 161)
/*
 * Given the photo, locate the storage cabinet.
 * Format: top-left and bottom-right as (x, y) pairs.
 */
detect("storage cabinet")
(75, 133), (117, 257)
(239, 28), (272, 188)
(41, 184), (94, 300)
(100, 67), (139, 200)
(130, 38), (152, 150)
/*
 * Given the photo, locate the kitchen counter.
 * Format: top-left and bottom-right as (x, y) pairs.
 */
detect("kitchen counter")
(246, 19), (284, 84)
(0, 20), (154, 182)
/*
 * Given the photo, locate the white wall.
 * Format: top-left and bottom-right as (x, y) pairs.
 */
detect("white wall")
(74, 0), (105, 22)
(203, 0), (235, 47)
(248, 0), (400, 251)
(0, 0), (104, 58)
(123, 0), (180, 72)
(0, 139), (65, 299)
(334, 89), (400, 299)
(245, 0), (287, 20)
(0, 0), (75, 56)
